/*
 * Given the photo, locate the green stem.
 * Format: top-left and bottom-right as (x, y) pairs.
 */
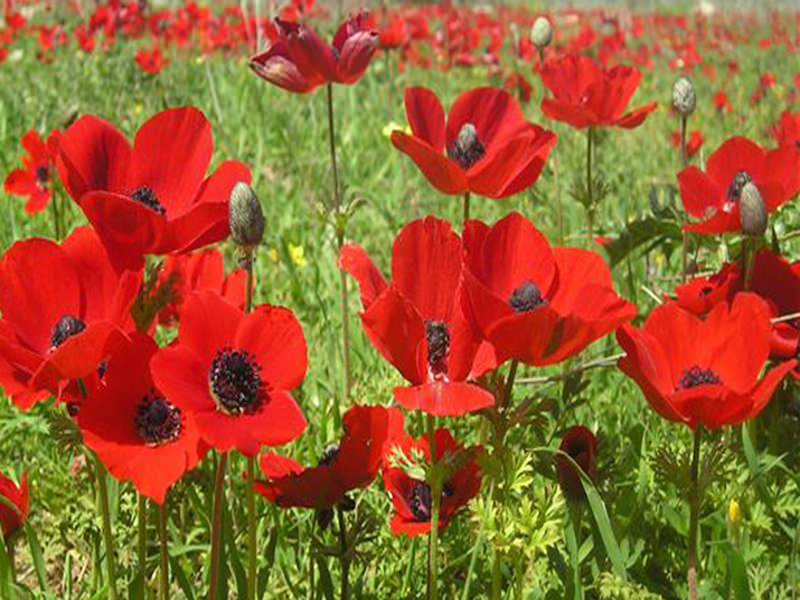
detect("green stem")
(208, 452), (228, 600)
(137, 495), (147, 586)
(158, 502), (169, 600)
(426, 415), (441, 600)
(688, 427), (702, 600)
(680, 114), (688, 168)
(463, 192), (470, 225)
(93, 455), (118, 600)
(585, 127), (594, 242)
(246, 457), (257, 600)
(680, 115), (689, 283)
(337, 506), (349, 600)
(742, 236), (754, 291)
(6, 537), (16, 584)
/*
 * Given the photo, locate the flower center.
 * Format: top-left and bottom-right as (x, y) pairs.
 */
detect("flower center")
(208, 348), (263, 415)
(408, 480), (454, 522)
(726, 170), (752, 204)
(50, 314), (86, 348)
(424, 319), (450, 374)
(35, 165), (50, 187)
(131, 185), (167, 215)
(678, 365), (721, 389)
(509, 281), (546, 312)
(135, 392), (182, 446)
(448, 122), (485, 170)
(318, 443), (340, 467)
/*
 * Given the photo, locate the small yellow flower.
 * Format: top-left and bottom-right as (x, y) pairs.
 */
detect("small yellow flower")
(382, 121), (411, 140)
(267, 247), (278, 263)
(288, 243), (307, 268)
(729, 499), (741, 526)
(133, 103), (144, 116)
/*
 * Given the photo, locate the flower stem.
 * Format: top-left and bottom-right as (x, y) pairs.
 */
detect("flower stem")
(208, 452), (228, 600)
(246, 456), (257, 600)
(326, 82), (352, 404)
(463, 192), (470, 225)
(158, 502), (170, 600)
(688, 427), (702, 600)
(93, 454), (118, 600)
(742, 236), (755, 291)
(426, 415), (441, 600)
(137, 495), (147, 586)
(585, 126), (595, 242)
(337, 506), (350, 600)
(6, 537), (16, 584)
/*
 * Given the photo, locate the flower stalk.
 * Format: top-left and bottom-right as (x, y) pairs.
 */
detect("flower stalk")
(93, 454), (119, 600)
(208, 452), (228, 600)
(687, 427), (702, 600)
(159, 502), (170, 600)
(426, 415), (442, 600)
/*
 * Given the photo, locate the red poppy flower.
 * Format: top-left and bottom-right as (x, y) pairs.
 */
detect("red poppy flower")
(616, 294), (796, 430)
(391, 86), (556, 198)
(771, 111), (800, 147)
(135, 43), (168, 74)
(556, 425), (597, 501)
(339, 217), (495, 416)
(249, 13), (378, 94)
(678, 137), (799, 234)
(156, 248), (246, 326)
(383, 428), (481, 537)
(461, 212), (636, 367)
(670, 129), (703, 158)
(78, 334), (207, 504)
(255, 405), (404, 512)
(3, 129), (60, 214)
(150, 290), (307, 457)
(0, 471), (28, 538)
(56, 106), (251, 270)
(713, 90), (732, 113)
(0, 226), (141, 410)
(539, 54), (657, 129)
(674, 263), (738, 316)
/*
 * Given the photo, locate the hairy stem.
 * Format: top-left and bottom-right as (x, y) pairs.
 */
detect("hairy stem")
(159, 502), (169, 600)
(337, 506), (349, 600)
(585, 126), (595, 241)
(463, 192), (470, 225)
(137, 495), (147, 587)
(93, 455), (118, 600)
(426, 415), (441, 600)
(688, 427), (702, 600)
(208, 452), (228, 600)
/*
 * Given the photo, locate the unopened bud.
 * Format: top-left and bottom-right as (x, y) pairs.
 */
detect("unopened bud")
(739, 181), (767, 237)
(672, 77), (696, 116)
(728, 498), (742, 545)
(229, 182), (265, 248)
(555, 425), (598, 502)
(531, 17), (553, 50)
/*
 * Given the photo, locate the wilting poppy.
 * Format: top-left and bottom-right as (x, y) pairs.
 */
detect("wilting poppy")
(57, 106), (251, 270)
(249, 13), (378, 94)
(0, 471), (28, 538)
(461, 212), (636, 366)
(539, 53), (657, 129)
(0, 226), (141, 410)
(3, 129), (60, 214)
(339, 217), (495, 416)
(678, 136), (799, 234)
(391, 86), (556, 198)
(78, 334), (207, 504)
(150, 290), (307, 457)
(616, 293), (796, 430)
(256, 405), (404, 523)
(555, 426), (597, 501)
(383, 428), (481, 537)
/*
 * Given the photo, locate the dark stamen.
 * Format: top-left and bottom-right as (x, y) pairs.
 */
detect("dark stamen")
(726, 170), (752, 204)
(509, 281), (546, 312)
(424, 319), (450, 374)
(35, 165), (50, 187)
(318, 443), (340, 467)
(678, 366), (721, 389)
(50, 314), (86, 348)
(448, 122), (485, 170)
(136, 392), (182, 446)
(131, 185), (167, 215)
(208, 348), (263, 415)
(408, 481), (455, 522)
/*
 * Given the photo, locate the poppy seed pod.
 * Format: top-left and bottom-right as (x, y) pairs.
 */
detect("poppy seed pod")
(555, 426), (597, 501)
(229, 182), (265, 248)
(531, 17), (552, 50)
(739, 181), (767, 237)
(672, 77), (696, 117)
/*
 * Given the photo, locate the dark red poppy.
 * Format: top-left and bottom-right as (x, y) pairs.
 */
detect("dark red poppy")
(461, 212), (636, 367)
(339, 217), (495, 416)
(150, 290), (307, 457)
(0, 471), (28, 538)
(556, 426), (597, 501)
(616, 294), (796, 430)
(391, 86), (556, 198)
(156, 248), (246, 326)
(255, 405), (404, 512)
(678, 137), (799, 234)
(3, 128), (60, 214)
(383, 428), (481, 537)
(670, 129), (703, 158)
(135, 43), (168, 74)
(539, 53), (657, 129)
(56, 106), (251, 270)
(78, 334), (207, 504)
(0, 226), (141, 410)
(249, 13), (378, 94)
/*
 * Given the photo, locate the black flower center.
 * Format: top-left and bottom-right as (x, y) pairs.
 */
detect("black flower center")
(318, 443), (340, 467)
(448, 122), (485, 170)
(678, 366), (721, 389)
(726, 170), (752, 204)
(208, 348), (263, 415)
(131, 185), (167, 216)
(408, 481), (454, 522)
(135, 392), (182, 446)
(35, 165), (50, 187)
(509, 281), (546, 312)
(50, 314), (86, 348)
(425, 319), (450, 373)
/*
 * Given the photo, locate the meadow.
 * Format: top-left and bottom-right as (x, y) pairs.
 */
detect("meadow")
(0, 1), (799, 599)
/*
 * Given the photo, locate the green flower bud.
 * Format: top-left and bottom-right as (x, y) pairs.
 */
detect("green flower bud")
(229, 182), (264, 248)
(531, 17), (553, 50)
(739, 181), (767, 237)
(672, 77), (696, 116)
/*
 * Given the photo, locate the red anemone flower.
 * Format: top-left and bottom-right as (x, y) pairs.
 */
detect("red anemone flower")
(556, 425), (597, 501)
(78, 334), (207, 504)
(539, 53), (657, 129)
(56, 106), (251, 270)
(249, 13), (379, 94)
(0, 226), (141, 410)
(135, 43), (168, 74)
(339, 217), (495, 416)
(383, 428), (481, 537)
(4, 129), (60, 214)
(678, 137), (799, 234)
(391, 86), (556, 198)
(0, 471), (28, 538)
(461, 212), (636, 366)
(256, 405), (404, 517)
(772, 111), (800, 148)
(616, 294), (796, 430)
(670, 129), (703, 158)
(150, 291), (307, 457)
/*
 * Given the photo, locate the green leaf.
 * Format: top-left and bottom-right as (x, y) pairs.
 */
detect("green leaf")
(24, 523), (50, 594)
(578, 465), (628, 579)
(169, 556), (195, 600)
(315, 555), (335, 600)
(0, 531), (13, 600)
(603, 216), (681, 267)
(725, 543), (751, 600)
